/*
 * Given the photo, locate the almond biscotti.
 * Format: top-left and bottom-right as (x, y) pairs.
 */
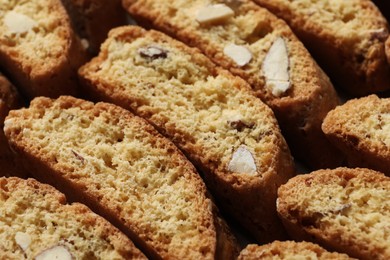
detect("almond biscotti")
(0, 73), (26, 177)
(277, 168), (390, 260)
(322, 95), (390, 176)
(4, 96), (239, 260)
(61, 0), (127, 54)
(238, 241), (353, 260)
(0, 177), (146, 259)
(0, 0), (86, 99)
(123, 0), (342, 169)
(254, 0), (390, 96)
(79, 25), (295, 243)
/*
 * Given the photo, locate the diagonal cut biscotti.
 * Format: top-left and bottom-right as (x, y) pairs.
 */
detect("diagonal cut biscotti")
(277, 167), (390, 260)
(61, 0), (127, 54)
(254, 0), (390, 96)
(322, 95), (390, 176)
(0, 73), (26, 178)
(123, 0), (343, 169)
(4, 96), (239, 260)
(78, 25), (295, 243)
(0, 177), (146, 259)
(238, 241), (353, 260)
(0, 0), (86, 99)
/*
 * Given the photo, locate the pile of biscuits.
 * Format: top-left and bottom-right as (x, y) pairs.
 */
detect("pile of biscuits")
(0, 0), (389, 259)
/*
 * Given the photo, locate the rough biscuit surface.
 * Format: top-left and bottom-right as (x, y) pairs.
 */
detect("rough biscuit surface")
(0, 73), (25, 177)
(79, 25), (295, 243)
(254, 0), (390, 96)
(0, 0), (86, 98)
(322, 95), (390, 176)
(123, 0), (342, 169)
(4, 96), (236, 260)
(0, 177), (146, 259)
(238, 241), (353, 260)
(277, 167), (390, 260)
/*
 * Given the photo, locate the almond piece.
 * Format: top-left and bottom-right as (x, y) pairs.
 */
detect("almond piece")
(224, 44), (252, 66)
(262, 37), (291, 97)
(138, 45), (168, 59)
(228, 145), (257, 174)
(4, 11), (37, 34)
(35, 245), (72, 260)
(196, 4), (234, 25)
(15, 232), (31, 251)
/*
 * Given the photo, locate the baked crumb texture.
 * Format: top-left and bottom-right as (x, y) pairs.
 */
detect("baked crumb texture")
(254, 0), (390, 96)
(0, 177), (146, 259)
(322, 95), (390, 176)
(0, 73), (26, 178)
(0, 0), (86, 99)
(3, 96), (237, 259)
(122, 0), (343, 169)
(277, 167), (390, 260)
(238, 241), (353, 260)
(79, 25), (295, 243)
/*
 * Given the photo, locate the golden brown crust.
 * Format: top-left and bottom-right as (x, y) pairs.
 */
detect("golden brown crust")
(0, 0), (87, 99)
(0, 177), (146, 259)
(238, 241), (353, 259)
(4, 96), (228, 259)
(122, 0), (343, 169)
(254, 0), (390, 96)
(322, 95), (390, 176)
(79, 25), (295, 243)
(277, 167), (390, 260)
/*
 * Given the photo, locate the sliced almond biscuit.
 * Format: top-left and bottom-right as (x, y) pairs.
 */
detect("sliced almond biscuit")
(277, 167), (390, 259)
(4, 96), (239, 259)
(322, 94), (390, 176)
(0, 0), (86, 98)
(238, 241), (353, 260)
(254, 0), (390, 96)
(0, 177), (145, 259)
(78, 25), (295, 243)
(123, 0), (343, 169)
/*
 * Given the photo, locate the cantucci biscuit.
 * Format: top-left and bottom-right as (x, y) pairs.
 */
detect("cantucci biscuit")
(0, 73), (26, 177)
(0, 177), (146, 259)
(0, 0), (86, 98)
(78, 25), (295, 243)
(122, 0), (343, 169)
(322, 95), (390, 176)
(62, 0), (127, 54)
(254, 0), (390, 96)
(238, 241), (353, 260)
(4, 96), (239, 259)
(277, 168), (390, 260)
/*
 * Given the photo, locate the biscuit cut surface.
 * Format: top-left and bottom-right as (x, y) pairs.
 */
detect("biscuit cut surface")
(0, 0), (85, 98)
(4, 96), (226, 260)
(277, 167), (390, 260)
(322, 95), (390, 176)
(254, 0), (390, 96)
(0, 177), (145, 259)
(79, 25), (295, 243)
(123, 0), (342, 169)
(238, 241), (353, 260)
